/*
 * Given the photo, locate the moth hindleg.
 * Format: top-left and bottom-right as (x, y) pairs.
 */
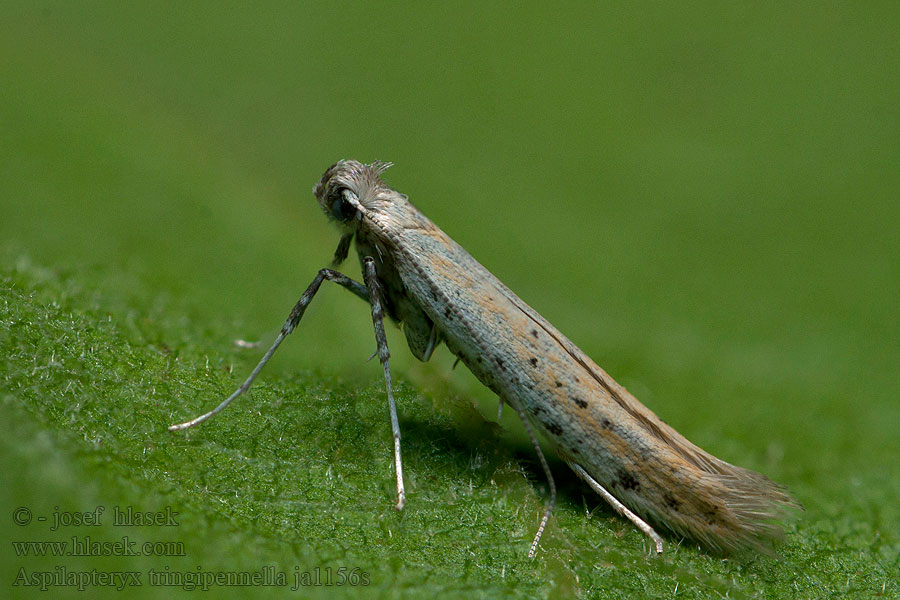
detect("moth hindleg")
(508, 397), (557, 558)
(568, 461), (664, 554)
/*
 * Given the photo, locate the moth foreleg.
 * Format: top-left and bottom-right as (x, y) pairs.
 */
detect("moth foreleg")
(330, 232), (354, 267)
(168, 268), (369, 431)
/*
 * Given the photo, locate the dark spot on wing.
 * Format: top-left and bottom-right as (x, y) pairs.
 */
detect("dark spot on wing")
(571, 396), (588, 409)
(531, 329), (539, 338)
(555, 381), (563, 388)
(615, 470), (640, 491)
(600, 418), (612, 430)
(544, 422), (563, 436)
(506, 295), (708, 467)
(529, 357), (538, 367)
(664, 493), (680, 511)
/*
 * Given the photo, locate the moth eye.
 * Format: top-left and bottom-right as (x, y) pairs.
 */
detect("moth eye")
(330, 188), (357, 222)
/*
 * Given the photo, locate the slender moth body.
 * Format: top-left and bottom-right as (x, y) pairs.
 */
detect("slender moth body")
(171, 160), (799, 557)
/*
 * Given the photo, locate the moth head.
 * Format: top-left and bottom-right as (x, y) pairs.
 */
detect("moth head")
(313, 159), (392, 228)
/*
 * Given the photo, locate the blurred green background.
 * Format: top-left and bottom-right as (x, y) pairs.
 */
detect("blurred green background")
(2, 3), (898, 599)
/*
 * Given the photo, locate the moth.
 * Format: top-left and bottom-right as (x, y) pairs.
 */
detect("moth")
(171, 159), (799, 556)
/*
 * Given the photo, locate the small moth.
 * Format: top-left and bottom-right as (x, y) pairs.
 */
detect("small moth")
(171, 160), (799, 557)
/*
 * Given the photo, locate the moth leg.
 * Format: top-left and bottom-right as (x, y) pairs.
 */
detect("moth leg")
(421, 321), (438, 361)
(568, 461), (664, 554)
(169, 268), (369, 431)
(330, 232), (354, 267)
(508, 398), (556, 559)
(363, 257), (406, 511)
